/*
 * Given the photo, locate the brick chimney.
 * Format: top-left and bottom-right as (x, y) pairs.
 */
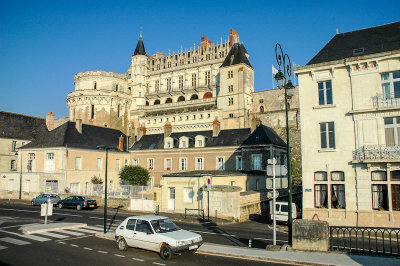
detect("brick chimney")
(75, 119), (82, 134)
(201, 36), (212, 50)
(229, 29), (239, 47)
(118, 135), (124, 151)
(46, 112), (55, 131)
(212, 118), (221, 137)
(164, 122), (172, 138)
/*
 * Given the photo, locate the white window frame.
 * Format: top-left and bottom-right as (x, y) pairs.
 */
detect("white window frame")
(10, 160), (16, 171)
(195, 135), (205, 148)
(27, 152), (36, 172)
(252, 154), (262, 170)
(45, 152), (55, 173)
(11, 140), (17, 152)
(147, 158), (154, 170)
(384, 117), (400, 146)
(74, 156), (82, 170)
(184, 187), (194, 203)
(381, 71), (400, 99)
(165, 158), (172, 171)
(320, 122), (335, 149)
(216, 157), (225, 170)
(180, 157), (187, 171)
(115, 159), (120, 171)
(318, 80), (333, 105)
(236, 156), (243, 170)
(179, 136), (189, 148)
(96, 158), (102, 170)
(195, 157), (204, 170)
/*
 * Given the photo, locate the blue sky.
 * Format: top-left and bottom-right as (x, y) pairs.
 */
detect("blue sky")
(1, 0), (399, 118)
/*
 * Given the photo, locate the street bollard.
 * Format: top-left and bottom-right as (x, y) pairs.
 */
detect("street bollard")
(249, 238), (252, 248)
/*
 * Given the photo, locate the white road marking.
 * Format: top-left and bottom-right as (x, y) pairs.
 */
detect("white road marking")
(58, 230), (85, 236)
(0, 237), (30, 245)
(253, 237), (288, 243)
(153, 263), (166, 266)
(0, 245), (7, 250)
(83, 247), (93, 251)
(132, 258), (144, 262)
(85, 226), (104, 231)
(70, 228), (100, 234)
(70, 244), (79, 247)
(37, 231), (69, 239)
(114, 254), (125, 257)
(98, 250), (108, 254)
(58, 242), (66, 244)
(0, 230), (50, 242)
(0, 208), (83, 217)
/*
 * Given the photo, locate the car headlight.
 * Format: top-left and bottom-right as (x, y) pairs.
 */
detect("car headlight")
(176, 241), (186, 246)
(193, 236), (202, 242)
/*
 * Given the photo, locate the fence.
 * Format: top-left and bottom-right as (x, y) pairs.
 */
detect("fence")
(330, 226), (400, 256)
(184, 208), (205, 220)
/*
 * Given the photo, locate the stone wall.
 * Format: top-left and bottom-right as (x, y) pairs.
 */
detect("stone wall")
(292, 220), (329, 251)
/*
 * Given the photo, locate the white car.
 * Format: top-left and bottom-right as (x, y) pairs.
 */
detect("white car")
(115, 215), (203, 260)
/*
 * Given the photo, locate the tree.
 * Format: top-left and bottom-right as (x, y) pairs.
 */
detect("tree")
(119, 165), (150, 186)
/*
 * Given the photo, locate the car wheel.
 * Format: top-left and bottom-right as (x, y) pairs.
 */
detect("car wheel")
(160, 244), (173, 260)
(59, 203), (63, 209)
(76, 204), (82, 210)
(117, 238), (128, 251)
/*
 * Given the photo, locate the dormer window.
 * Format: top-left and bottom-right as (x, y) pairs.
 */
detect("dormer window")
(164, 137), (174, 149)
(179, 136), (189, 148)
(353, 48), (365, 56)
(195, 135), (205, 148)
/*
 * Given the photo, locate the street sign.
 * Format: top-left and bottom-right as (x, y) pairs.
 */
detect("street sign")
(41, 203), (53, 216)
(266, 177), (288, 189)
(267, 190), (279, 199)
(266, 165), (288, 176)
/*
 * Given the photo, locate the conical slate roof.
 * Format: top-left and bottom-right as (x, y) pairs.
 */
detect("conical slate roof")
(221, 42), (252, 68)
(133, 36), (146, 56)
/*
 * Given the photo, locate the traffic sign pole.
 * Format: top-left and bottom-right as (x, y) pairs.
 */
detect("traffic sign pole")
(272, 158), (276, 246)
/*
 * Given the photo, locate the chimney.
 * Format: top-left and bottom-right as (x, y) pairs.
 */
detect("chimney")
(164, 122), (172, 138)
(212, 118), (221, 137)
(46, 112), (55, 131)
(139, 123), (146, 136)
(118, 135), (124, 151)
(75, 119), (82, 134)
(201, 36), (212, 50)
(229, 28), (239, 47)
(251, 114), (257, 133)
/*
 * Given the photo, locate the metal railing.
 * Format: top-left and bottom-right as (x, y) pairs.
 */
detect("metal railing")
(137, 97), (216, 110)
(372, 93), (400, 108)
(330, 226), (400, 256)
(353, 145), (400, 161)
(184, 208), (205, 220)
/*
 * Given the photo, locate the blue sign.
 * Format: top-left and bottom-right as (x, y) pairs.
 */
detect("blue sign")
(305, 188), (312, 192)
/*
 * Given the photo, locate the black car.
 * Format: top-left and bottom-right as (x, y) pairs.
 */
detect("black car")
(58, 196), (97, 210)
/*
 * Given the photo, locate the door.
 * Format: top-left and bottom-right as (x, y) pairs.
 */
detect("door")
(168, 187), (175, 210)
(133, 219), (158, 251)
(124, 219), (137, 246)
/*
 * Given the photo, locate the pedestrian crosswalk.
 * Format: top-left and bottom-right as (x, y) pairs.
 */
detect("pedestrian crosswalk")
(0, 225), (116, 251)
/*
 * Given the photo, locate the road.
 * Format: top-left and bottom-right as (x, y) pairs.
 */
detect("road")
(0, 203), (290, 266)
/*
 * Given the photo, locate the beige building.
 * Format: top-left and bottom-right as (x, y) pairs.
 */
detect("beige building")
(295, 22), (400, 227)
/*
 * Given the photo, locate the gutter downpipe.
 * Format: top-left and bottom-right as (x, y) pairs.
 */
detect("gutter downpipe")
(346, 59), (360, 227)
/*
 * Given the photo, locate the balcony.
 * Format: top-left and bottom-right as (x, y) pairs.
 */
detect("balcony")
(353, 145), (400, 162)
(372, 93), (400, 109)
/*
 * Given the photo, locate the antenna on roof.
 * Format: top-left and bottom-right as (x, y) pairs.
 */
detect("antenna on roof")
(336, 28), (339, 34)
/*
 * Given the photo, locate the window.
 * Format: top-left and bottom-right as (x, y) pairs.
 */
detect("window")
(115, 84), (119, 92)
(392, 185), (400, 211)
(318, 80), (332, 105)
(8, 179), (14, 191)
(228, 71), (233, 79)
(320, 122), (335, 149)
(252, 154), (262, 170)
(27, 153), (35, 172)
(192, 73), (197, 88)
(315, 171), (327, 181)
(180, 158), (187, 171)
(217, 157), (224, 170)
(97, 158), (102, 170)
(11, 140), (17, 152)
(115, 159), (120, 171)
(331, 171), (344, 181)
(165, 158), (172, 170)
(391, 170), (400, 181)
(196, 157), (203, 170)
(228, 85), (234, 92)
(46, 153), (55, 173)
(236, 156), (242, 170)
(179, 76), (184, 89)
(94, 82), (97, 90)
(10, 160), (16, 171)
(135, 220), (153, 234)
(75, 157), (82, 170)
(155, 80), (160, 92)
(205, 71), (210, 87)
(384, 117), (400, 146)
(91, 105), (95, 119)
(315, 184), (328, 208)
(70, 183), (80, 194)
(184, 187), (194, 203)
(132, 159), (139, 166)
(228, 97), (234, 105)
(381, 71), (400, 100)
(372, 171), (387, 181)
(372, 184), (388, 210)
(260, 106), (264, 113)
(229, 113), (234, 118)
(197, 139), (203, 147)
(148, 159), (154, 170)
(331, 184), (345, 209)
(126, 219), (137, 230)
(167, 77), (172, 91)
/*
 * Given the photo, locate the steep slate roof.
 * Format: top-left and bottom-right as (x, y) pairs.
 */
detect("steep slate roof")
(133, 36), (146, 56)
(221, 42), (253, 68)
(21, 121), (127, 151)
(131, 124), (286, 150)
(307, 21), (400, 65)
(0, 111), (48, 140)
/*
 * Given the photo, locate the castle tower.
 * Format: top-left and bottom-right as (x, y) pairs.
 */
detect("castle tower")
(217, 40), (254, 129)
(128, 35), (149, 135)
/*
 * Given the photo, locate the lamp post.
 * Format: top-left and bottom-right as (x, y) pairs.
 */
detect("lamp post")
(96, 145), (117, 234)
(274, 43), (295, 246)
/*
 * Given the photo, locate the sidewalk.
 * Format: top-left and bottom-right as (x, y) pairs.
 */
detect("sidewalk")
(20, 222), (400, 266)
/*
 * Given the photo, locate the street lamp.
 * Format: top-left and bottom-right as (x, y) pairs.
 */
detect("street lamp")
(96, 145), (118, 234)
(274, 43), (294, 246)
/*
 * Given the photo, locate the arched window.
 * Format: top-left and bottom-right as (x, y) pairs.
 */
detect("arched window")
(146, 101), (149, 106)
(177, 96), (185, 102)
(260, 106), (264, 113)
(190, 94), (199, 100)
(203, 92), (212, 99)
(154, 99), (160, 105)
(165, 98), (173, 104)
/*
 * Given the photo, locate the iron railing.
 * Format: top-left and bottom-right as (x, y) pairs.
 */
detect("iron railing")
(353, 145), (400, 161)
(184, 208), (205, 220)
(330, 226), (400, 256)
(372, 93), (400, 108)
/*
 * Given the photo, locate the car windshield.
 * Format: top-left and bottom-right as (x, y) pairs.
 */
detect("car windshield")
(150, 218), (180, 233)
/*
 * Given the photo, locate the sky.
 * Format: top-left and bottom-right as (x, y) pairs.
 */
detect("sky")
(1, 0), (399, 119)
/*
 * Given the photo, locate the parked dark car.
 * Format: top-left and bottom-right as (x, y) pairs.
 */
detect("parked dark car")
(58, 196), (97, 210)
(31, 194), (60, 206)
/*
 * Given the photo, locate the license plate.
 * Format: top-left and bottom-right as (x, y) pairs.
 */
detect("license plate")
(189, 245), (198, 250)
(90, 205), (94, 207)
